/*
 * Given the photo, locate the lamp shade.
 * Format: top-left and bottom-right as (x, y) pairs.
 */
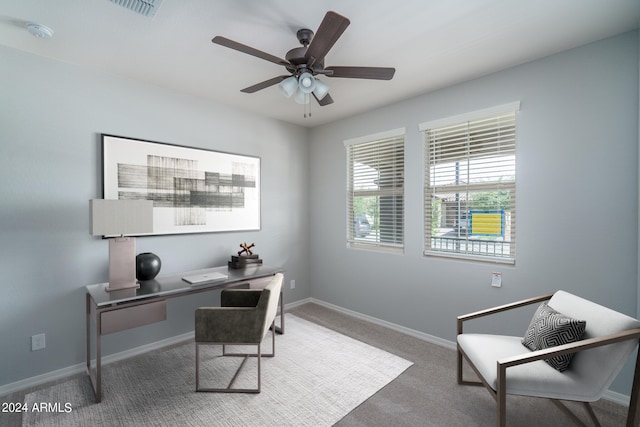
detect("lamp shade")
(279, 76), (298, 98)
(297, 72), (316, 94)
(294, 88), (310, 104)
(312, 79), (330, 101)
(90, 199), (154, 236)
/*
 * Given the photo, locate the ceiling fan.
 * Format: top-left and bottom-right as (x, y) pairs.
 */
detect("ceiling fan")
(212, 11), (395, 106)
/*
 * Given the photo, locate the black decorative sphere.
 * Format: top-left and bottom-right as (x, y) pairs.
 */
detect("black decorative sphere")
(136, 252), (161, 281)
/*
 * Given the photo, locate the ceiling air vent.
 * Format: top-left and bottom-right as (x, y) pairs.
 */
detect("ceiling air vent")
(107, 0), (164, 18)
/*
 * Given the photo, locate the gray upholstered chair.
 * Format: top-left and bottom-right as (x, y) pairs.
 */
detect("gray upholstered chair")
(457, 290), (640, 426)
(195, 273), (283, 393)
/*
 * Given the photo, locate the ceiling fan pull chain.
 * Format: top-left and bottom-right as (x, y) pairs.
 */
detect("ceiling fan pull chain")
(304, 97), (312, 118)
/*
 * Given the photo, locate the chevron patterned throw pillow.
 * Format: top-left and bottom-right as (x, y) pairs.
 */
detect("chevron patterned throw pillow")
(522, 302), (587, 371)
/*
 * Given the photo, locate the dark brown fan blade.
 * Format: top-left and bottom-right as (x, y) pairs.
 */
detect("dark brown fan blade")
(304, 11), (350, 63)
(325, 66), (395, 80)
(314, 92), (334, 106)
(241, 76), (290, 93)
(213, 36), (290, 67)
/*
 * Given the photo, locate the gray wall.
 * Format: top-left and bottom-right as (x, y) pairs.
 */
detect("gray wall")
(2, 30), (639, 399)
(0, 45), (311, 386)
(309, 31), (639, 394)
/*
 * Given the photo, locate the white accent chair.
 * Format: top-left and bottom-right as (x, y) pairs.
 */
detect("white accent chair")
(457, 291), (640, 426)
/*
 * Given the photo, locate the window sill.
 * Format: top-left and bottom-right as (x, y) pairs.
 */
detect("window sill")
(423, 250), (515, 265)
(348, 242), (404, 255)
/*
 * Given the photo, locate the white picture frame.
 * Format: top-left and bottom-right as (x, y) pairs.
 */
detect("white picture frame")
(102, 134), (260, 236)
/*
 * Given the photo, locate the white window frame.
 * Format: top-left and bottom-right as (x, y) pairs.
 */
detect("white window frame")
(345, 128), (405, 253)
(420, 103), (519, 264)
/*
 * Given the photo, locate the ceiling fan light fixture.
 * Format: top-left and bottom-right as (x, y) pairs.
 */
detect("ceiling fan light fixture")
(312, 79), (330, 101)
(279, 76), (298, 98)
(298, 72), (316, 94)
(214, 11), (393, 111)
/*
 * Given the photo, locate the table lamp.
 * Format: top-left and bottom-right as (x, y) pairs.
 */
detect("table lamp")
(89, 199), (154, 291)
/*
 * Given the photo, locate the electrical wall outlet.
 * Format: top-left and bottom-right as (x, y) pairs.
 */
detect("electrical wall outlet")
(31, 333), (46, 351)
(290, 279), (296, 289)
(491, 272), (502, 288)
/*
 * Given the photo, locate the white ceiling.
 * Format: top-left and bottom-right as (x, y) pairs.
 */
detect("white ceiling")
(1, 0), (639, 128)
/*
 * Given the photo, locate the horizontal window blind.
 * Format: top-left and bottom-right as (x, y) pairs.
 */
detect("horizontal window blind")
(347, 134), (404, 252)
(428, 114), (516, 165)
(424, 110), (517, 262)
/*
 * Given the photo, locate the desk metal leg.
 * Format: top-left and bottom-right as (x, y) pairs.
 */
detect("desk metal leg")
(86, 294), (102, 402)
(86, 294), (90, 381)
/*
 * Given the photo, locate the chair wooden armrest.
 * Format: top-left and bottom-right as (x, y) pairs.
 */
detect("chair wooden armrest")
(498, 328), (640, 369)
(457, 290), (640, 426)
(495, 328), (640, 427)
(457, 293), (554, 334)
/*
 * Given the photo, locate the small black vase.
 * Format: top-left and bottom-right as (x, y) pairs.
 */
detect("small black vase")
(136, 252), (161, 281)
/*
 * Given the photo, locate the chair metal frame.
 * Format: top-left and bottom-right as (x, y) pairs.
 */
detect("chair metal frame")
(456, 293), (640, 427)
(195, 320), (275, 393)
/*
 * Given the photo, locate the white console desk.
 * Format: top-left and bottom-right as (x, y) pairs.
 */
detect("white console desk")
(86, 264), (283, 402)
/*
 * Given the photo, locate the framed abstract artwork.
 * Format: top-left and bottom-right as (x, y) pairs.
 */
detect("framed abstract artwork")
(102, 134), (260, 236)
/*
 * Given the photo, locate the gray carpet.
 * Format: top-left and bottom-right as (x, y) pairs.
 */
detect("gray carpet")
(21, 314), (412, 427)
(5, 302), (630, 426)
(288, 303), (629, 427)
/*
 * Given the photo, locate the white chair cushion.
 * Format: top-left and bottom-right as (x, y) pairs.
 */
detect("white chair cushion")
(458, 291), (640, 402)
(458, 334), (599, 401)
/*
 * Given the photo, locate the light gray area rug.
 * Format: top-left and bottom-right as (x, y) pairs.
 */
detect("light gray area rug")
(22, 315), (412, 427)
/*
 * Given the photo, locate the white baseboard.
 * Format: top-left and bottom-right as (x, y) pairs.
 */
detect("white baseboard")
(603, 389), (632, 406)
(307, 298), (456, 350)
(0, 332), (194, 398)
(0, 301), (305, 397)
(0, 298), (311, 396)
(285, 297), (313, 310)
(305, 298), (631, 407)
(2, 298), (631, 407)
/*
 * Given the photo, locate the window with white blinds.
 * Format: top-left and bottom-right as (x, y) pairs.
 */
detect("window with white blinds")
(345, 129), (405, 253)
(421, 103), (518, 263)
